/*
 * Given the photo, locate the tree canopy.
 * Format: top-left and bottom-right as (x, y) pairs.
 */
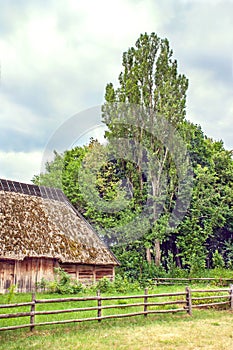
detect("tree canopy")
(33, 32), (233, 277)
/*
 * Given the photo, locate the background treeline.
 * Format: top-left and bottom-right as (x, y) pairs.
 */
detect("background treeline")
(33, 33), (233, 279)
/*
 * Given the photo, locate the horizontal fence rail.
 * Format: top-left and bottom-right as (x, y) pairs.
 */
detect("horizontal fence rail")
(154, 277), (233, 286)
(0, 285), (232, 332)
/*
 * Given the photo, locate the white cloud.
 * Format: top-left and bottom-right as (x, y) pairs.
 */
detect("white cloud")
(186, 67), (233, 148)
(0, 0), (164, 137)
(0, 92), (41, 134)
(161, 1), (233, 149)
(0, 0), (232, 182)
(72, 124), (107, 148)
(0, 151), (42, 183)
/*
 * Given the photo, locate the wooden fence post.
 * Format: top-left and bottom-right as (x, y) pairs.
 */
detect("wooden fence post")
(97, 290), (102, 322)
(229, 284), (233, 310)
(185, 286), (192, 316)
(144, 288), (148, 317)
(30, 292), (36, 331)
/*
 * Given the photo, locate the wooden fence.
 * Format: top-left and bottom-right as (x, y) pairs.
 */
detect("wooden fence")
(154, 277), (233, 286)
(0, 285), (232, 332)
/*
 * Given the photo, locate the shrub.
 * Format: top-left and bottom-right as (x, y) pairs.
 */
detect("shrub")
(94, 277), (113, 293)
(91, 275), (141, 294)
(212, 250), (225, 269)
(189, 253), (206, 277)
(7, 284), (17, 303)
(36, 277), (47, 291)
(164, 252), (188, 278)
(113, 275), (137, 293)
(37, 268), (84, 294)
(223, 240), (233, 269)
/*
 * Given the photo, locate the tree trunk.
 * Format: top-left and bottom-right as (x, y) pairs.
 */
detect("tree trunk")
(154, 239), (161, 266)
(146, 247), (152, 264)
(175, 245), (182, 268)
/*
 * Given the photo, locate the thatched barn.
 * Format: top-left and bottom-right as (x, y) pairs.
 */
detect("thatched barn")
(0, 179), (119, 293)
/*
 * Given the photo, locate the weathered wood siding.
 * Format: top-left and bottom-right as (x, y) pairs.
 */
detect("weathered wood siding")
(0, 258), (115, 293)
(95, 266), (115, 281)
(60, 263), (115, 284)
(0, 260), (14, 292)
(0, 258), (58, 293)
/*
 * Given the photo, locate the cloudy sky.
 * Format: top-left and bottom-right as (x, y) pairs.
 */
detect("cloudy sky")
(0, 0), (232, 183)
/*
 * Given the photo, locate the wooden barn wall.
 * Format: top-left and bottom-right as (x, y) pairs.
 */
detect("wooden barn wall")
(59, 263), (115, 284)
(0, 258), (58, 293)
(0, 259), (115, 293)
(0, 259), (14, 293)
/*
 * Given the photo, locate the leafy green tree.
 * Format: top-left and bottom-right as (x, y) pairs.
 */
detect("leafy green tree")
(102, 32), (189, 265)
(177, 139), (233, 270)
(32, 33), (233, 276)
(62, 143), (91, 213)
(223, 240), (233, 268)
(32, 150), (64, 189)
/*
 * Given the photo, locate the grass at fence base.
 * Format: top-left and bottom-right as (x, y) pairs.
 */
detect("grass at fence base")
(0, 309), (232, 350)
(0, 284), (231, 329)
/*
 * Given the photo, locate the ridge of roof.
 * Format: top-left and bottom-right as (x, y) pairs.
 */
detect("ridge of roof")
(0, 178), (66, 203)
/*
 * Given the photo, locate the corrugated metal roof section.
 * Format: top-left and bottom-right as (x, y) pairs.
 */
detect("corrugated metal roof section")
(0, 179), (67, 203)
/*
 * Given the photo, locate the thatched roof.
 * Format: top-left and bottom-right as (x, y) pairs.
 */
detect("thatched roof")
(0, 179), (118, 265)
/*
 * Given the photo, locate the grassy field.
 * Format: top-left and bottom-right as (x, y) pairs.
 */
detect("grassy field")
(0, 310), (232, 350)
(0, 287), (185, 329)
(0, 285), (232, 349)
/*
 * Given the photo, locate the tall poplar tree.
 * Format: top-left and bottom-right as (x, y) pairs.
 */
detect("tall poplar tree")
(102, 33), (189, 265)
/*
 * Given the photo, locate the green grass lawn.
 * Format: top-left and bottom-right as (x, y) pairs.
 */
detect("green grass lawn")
(0, 285), (232, 349)
(0, 285), (185, 328)
(0, 309), (232, 350)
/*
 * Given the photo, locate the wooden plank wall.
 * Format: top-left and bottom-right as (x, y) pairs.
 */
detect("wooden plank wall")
(0, 259), (115, 293)
(60, 263), (115, 284)
(16, 258), (57, 293)
(0, 258), (57, 293)
(0, 260), (14, 293)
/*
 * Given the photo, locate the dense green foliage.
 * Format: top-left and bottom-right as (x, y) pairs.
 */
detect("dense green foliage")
(102, 33), (190, 266)
(32, 151), (64, 189)
(33, 33), (233, 278)
(34, 268), (232, 296)
(36, 268), (84, 294)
